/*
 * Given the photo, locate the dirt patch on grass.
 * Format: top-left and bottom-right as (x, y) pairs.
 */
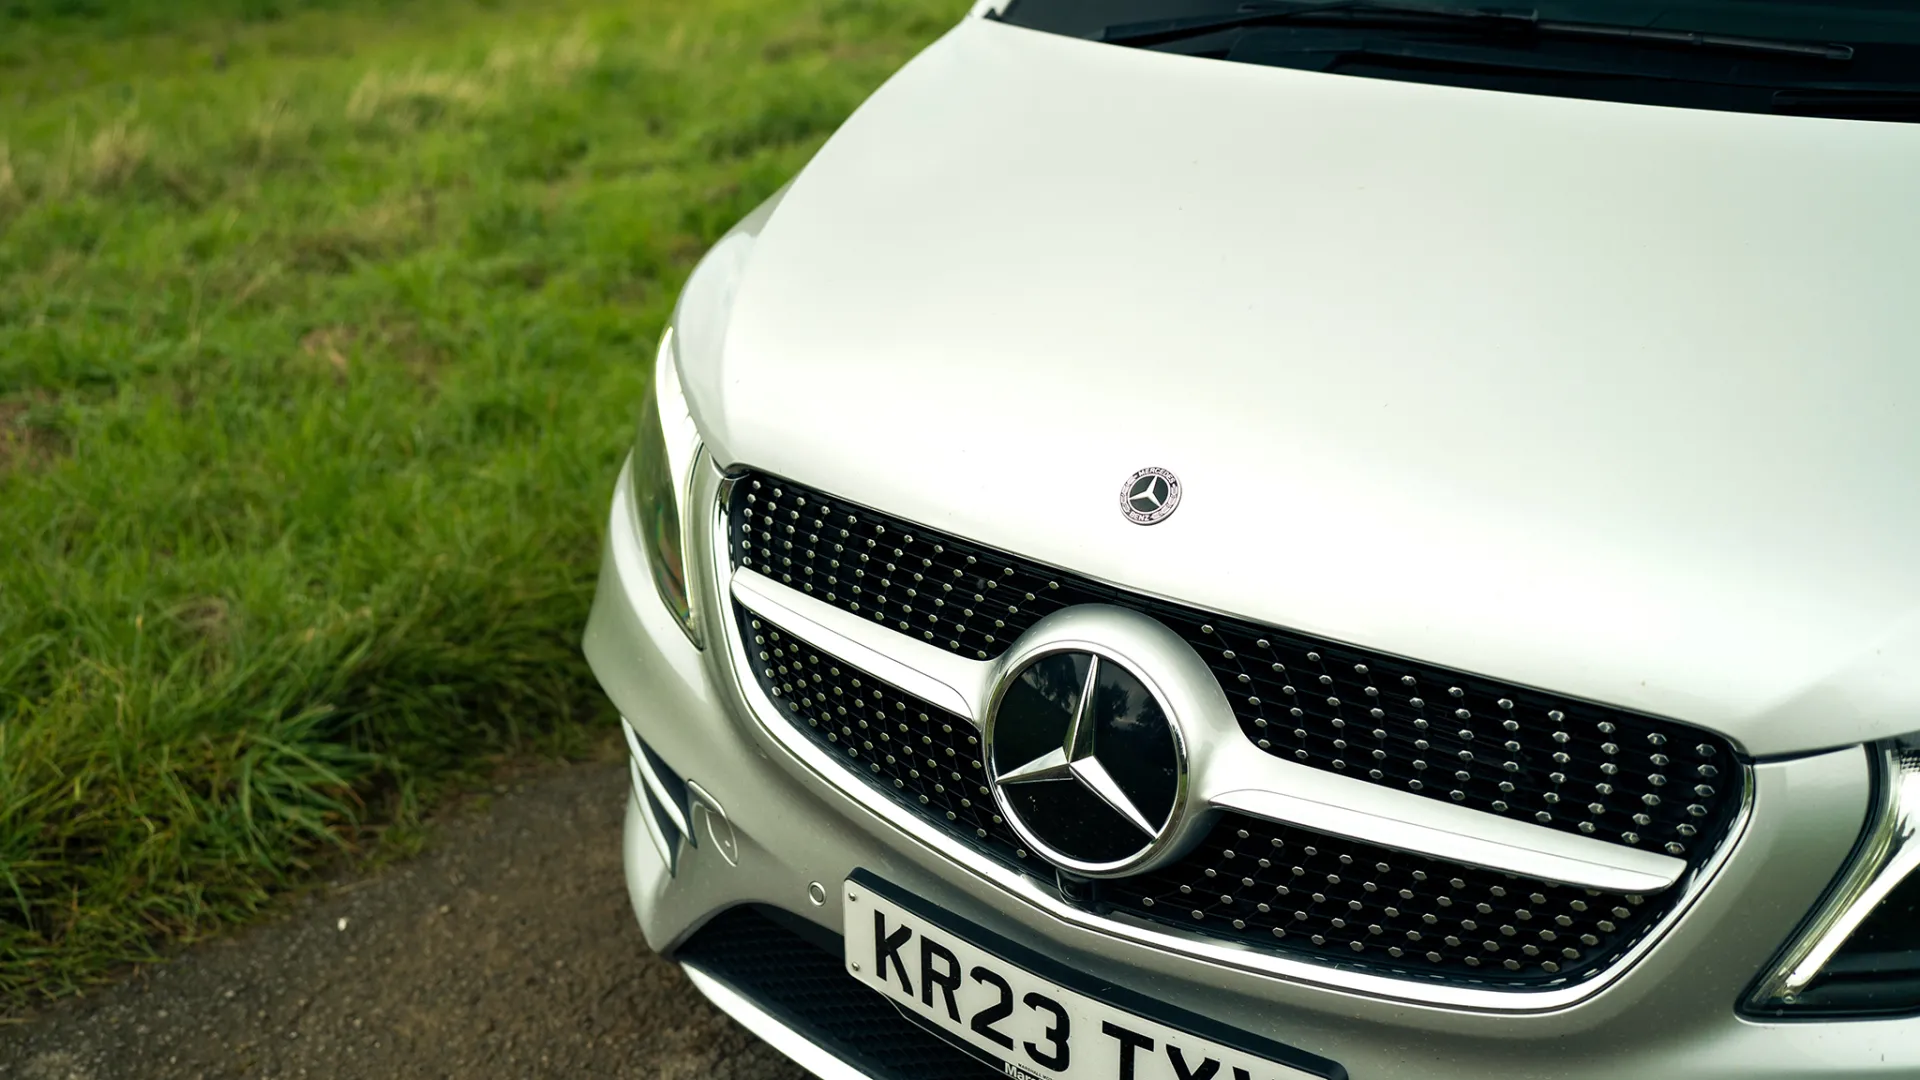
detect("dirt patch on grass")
(297, 320), (451, 384)
(287, 195), (436, 274)
(86, 117), (151, 191)
(485, 30), (602, 85)
(168, 596), (233, 644)
(347, 68), (492, 127)
(345, 29), (605, 133)
(0, 397), (68, 473)
(0, 141), (19, 206)
(299, 326), (355, 379)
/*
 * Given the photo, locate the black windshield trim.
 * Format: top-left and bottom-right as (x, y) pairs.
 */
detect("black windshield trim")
(1100, 2), (1854, 61)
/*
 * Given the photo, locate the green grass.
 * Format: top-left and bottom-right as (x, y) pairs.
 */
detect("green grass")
(0, 0), (964, 1010)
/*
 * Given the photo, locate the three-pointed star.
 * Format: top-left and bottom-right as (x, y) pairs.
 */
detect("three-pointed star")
(1129, 476), (1167, 513)
(995, 657), (1159, 837)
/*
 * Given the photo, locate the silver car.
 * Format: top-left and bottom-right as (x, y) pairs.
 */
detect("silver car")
(583, 2), (1920, 1077)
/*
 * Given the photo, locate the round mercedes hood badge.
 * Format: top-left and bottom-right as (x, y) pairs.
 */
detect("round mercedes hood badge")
(1120, 467), (1181, 526)
(986, 648), (1183, 875)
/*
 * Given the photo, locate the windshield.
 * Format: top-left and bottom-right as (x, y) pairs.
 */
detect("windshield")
(992, 0), (1920, 120)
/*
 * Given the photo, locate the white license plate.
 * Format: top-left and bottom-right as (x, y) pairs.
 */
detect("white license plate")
(842, 876), (1340, 1080)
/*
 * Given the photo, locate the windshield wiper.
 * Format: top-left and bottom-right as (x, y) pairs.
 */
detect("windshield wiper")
(1099, 1), (1855, 62)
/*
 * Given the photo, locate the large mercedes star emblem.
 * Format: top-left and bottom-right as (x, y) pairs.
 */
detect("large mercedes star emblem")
(1120, 467), (1181, 526)
(986, 649), (1184, 875)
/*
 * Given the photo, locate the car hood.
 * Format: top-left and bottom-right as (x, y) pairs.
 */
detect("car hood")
(680, 16), (1920, 756)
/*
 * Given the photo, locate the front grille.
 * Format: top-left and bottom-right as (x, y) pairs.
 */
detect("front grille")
(677, 906), (1001, 1080)
(1110, 814), (1666, 983)
(728, 472), (1741, 866)
(741, 613), (1025, 870)
(737, 605), (1671, 987)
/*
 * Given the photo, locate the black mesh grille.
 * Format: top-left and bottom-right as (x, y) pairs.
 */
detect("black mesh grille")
(727, 471), (1741, 866)
(1108, 816), (1667, 985)
(677, 907), (1002, 1080)
(736, 604), (1670, 987)
(737, 612), (1029, 870)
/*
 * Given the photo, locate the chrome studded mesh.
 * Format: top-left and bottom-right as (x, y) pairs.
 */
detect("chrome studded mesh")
(1109, 816), (1667, 984)
(727, 472), (1742, 867)
(735, 604), (1674, 986)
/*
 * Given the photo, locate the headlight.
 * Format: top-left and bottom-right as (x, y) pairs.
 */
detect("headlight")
(1747, 737), (1920, 1017)
(631, 326), (704, 647)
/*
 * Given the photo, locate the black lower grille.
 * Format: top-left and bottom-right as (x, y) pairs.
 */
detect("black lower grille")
(677, 906), (1000, 1080)
(728, 471), (1742, 865)
(737, 603), (1671, 987)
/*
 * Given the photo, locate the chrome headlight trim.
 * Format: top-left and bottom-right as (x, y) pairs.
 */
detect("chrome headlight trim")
(631, 326), (706, 647)
(1747, 739), (1920, 1014)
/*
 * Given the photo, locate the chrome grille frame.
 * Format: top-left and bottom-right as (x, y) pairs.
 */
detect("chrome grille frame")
(700, 465), (1758, 1011)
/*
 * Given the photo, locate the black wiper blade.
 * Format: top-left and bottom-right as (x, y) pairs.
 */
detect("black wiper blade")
(1537, 17), (1853, 61)
(1230, 30), (1858, 86)
(1100, 1), (1522, 47)
(1099, 1), (1854, 62)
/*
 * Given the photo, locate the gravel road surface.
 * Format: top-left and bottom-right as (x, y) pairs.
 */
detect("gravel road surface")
(0, 762), (809, 1080)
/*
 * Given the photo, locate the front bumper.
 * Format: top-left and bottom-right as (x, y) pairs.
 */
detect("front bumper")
(584, 457), (1919, 1078)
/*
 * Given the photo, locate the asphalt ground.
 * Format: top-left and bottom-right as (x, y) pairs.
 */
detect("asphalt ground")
(0, 762), (808, 1080)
